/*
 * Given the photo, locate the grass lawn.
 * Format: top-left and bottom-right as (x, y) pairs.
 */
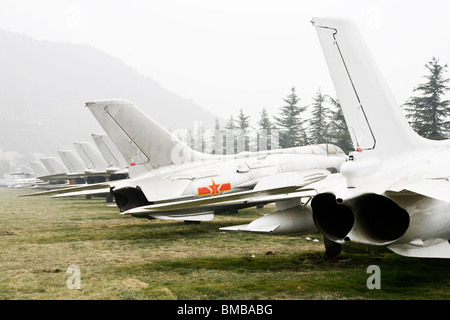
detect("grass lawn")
(0, 188), (449, 300)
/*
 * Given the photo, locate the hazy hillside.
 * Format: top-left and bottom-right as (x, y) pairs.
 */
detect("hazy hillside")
(0, 29), (218, 163)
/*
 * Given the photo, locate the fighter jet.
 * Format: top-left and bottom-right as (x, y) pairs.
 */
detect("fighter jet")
(6, 165), (42, 188)
(309, 17), (450, 258)
(34, 99), (346, 229)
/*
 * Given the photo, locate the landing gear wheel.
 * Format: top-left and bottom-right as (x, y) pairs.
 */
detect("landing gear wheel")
(324, 237), (342, 259)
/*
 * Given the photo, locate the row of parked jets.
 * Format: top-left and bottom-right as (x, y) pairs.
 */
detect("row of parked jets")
(14, 18), (450, 259)
(8, 135), (128, 191)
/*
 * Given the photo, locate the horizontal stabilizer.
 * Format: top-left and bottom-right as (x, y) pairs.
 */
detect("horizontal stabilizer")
(219, 223), (280, 233)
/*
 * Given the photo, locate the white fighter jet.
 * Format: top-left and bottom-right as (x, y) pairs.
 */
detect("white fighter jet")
(39, 149), (107, 184)
(309, 17), (450, 258)
(30, 99), (347, 230)
(6, 166), (43, 188)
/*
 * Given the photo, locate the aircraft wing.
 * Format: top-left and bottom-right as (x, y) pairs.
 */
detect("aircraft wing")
(37, 173), (71, 182)
(51, 187), (112, 197)
(18, 181), (115, 197)
(122, 185), (317, 218)
(122, 169), (329, 220)
(37, 171), (111, 182)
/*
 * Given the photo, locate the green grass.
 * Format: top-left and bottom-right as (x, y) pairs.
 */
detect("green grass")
(0, 188), (449, 300)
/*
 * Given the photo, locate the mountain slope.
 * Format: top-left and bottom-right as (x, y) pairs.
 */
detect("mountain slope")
(0, 29), (218, 158)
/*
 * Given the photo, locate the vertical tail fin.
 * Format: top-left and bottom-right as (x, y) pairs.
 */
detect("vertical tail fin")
(312, 18), (425, 157)
(73, 142), (107, 173)
(58, 150), (86, 174)
(91, 133), (128, 170)
(41, 157), (68, 175)
(29, 161), (49, 177)
(85, 100), (206, 175)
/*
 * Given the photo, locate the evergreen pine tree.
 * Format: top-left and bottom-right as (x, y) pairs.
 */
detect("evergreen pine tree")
(210, 118), (223, 155)
(403, 57), (450, 140)
(257, 108), (275, 150)
(236, 108), (251, 132)
(327, 96), (353, 153)
(258, 108), (272, 131)
(308, 88), (331, 145)
(236, 108), (252, 152)
(274, 87), (307, 148)
(224, 115), (236, 154)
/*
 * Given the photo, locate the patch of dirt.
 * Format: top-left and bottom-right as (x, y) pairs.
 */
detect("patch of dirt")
(298, 253), (324, 265)
(121, 278), (149, 289)
(0, 231), (16, 236)
(42, 268), (62, 273)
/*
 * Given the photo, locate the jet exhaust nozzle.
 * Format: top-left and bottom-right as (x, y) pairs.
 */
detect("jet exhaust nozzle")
(111, 186), (151, 212)
(311, 193), (410, 245)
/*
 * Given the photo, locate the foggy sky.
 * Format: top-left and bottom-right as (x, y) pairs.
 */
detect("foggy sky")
(0, 0), (449, 123)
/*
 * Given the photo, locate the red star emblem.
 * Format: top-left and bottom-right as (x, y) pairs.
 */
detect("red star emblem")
(208, 179), (221, 196)
(197, 179), (232, 197)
